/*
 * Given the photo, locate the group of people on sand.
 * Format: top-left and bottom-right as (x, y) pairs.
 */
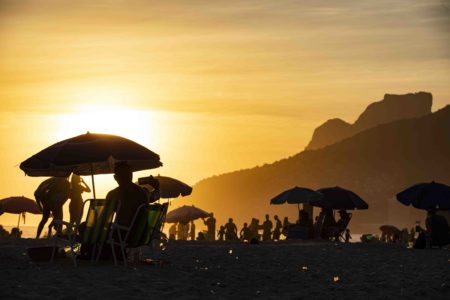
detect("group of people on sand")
(0, 225), (22, 239)
(168, 220), (196, 241)
(166, 207), (353, 243)
(34, 174), (91, 238)
(34, 161), (162, 244)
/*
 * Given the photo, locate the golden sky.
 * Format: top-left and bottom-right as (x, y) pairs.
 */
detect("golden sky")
(0, 0), (449, 227)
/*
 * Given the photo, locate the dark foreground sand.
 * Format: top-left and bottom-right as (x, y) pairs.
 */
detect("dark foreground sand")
(0, 239), (449, 299)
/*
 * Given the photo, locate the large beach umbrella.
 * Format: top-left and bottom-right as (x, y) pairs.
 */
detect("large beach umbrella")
(139, 175), (192, 199)
(396, 181), (450, 210)
(20, 132), (162, 198)
(313, 186), (369, 210)
(0, 196), (41, 228)
(165, 205), (209, 224)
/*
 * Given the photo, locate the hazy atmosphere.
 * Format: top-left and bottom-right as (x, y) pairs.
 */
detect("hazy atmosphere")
(1, 0), (449, 226)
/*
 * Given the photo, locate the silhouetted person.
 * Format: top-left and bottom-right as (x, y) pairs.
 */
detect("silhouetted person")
(203, 213), (216, 241)
(336, 210), (351, 228)
(262, 214), (273, 241)
(282, 217), (291, 237)
(10, 227), (22, 239)
(415, 209), (450, 249)
(35, 177), (70, 238)
(272, 215), (282, 240)
(225, 218), (238, 241)
(298, 209), (311, 227)
(248, 218), (259, 241)
(344, 229), (351, 243)
(107, 162), (148, 229)
(0, 225), (9, 237)
(240, 222), (251, 241)
(190, 221), (196, 241)
(319, 208), (336, 239)
(177, 222), (184, 240)
(218, 225), (225, 241)
(69, 174), (91, 224)
(168, 223), (177, 240)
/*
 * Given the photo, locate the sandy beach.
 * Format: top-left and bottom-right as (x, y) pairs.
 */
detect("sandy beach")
(0, 239), (449, 299)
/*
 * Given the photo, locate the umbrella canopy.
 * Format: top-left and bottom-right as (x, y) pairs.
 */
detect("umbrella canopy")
(0, 196), (41, 215)
(165, 205), (209, 223)
(139, 175), (192, 199)
(270, 186), (323, 205)
(396, 181), (450, 210)
(20, 132), (162, 177)
(313, 186), (369, 210)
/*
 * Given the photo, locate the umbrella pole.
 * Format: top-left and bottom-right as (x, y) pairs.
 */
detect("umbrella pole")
(17, 214), (20, 229)
(298, 203), (300, 222)
(90, 164), (97, 199)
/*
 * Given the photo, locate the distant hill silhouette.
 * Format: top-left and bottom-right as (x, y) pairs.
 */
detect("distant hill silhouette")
(190, 97), (449, 232)
(306, 92), (432, 150)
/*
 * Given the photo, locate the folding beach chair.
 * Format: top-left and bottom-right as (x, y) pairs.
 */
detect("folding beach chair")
(51, 198), (118, 267)
(326, 213), (353, 242)
(105, 202), (168, 266)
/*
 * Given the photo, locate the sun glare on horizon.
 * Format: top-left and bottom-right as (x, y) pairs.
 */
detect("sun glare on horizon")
(55, 102), (164, 149)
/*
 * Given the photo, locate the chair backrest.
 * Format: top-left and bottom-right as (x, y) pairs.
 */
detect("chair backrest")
(81, 198), (118, 245)
(125, 202), (168, 248)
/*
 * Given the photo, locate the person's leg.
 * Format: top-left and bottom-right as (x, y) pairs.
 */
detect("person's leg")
(36, 207), (50, 238)
(48, 205), (64, 238)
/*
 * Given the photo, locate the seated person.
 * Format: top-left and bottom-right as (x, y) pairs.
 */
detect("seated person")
(414, 209), (450, 249)
(10, 227), (22, 239)
(107, 161), (157, 229)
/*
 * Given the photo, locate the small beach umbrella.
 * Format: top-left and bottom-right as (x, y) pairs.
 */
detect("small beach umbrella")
(165, 205), (209, 223)
(20, 132), (162, 198)
(139, 175), (192, 199)
(396, 181), (450, 210)
(0, 196), (41, 228)
(313, 186), (368, 210)
(271, 186), (323, 205)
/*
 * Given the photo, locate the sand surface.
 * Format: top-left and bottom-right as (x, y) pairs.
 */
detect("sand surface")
(0, 239), (449, 299)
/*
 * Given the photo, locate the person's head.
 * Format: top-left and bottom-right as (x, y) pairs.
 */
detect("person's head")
(71, 174), (81, 184)
(228, 218), (233, 223)
(209, 212), (214, 218)
(114, 161), (133, 186)
(274, 215), (279, 220)
(265, 214), (269, 220)
(243, 222), (248, 227)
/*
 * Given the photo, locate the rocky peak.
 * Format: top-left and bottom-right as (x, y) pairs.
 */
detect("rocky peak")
(305, 92), (433, 150)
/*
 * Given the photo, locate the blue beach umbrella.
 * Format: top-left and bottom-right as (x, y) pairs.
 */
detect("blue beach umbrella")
(396, 181), (450, 210)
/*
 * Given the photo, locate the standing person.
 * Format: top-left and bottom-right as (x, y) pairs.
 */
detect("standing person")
(225, 218), (238, 240)
(189, 221), (196, 241)
(203, 213), (216, 241)
(168, 223), (177, 240)
(272, 215), (282, 240)
(218, 226), (225, 241)
(177, 222), (184, 240)
(240, 222), (251, 241)
(69, 174), (91, 224)
(282, 217), (291, 237)
(35, 177), (71, 238)
(345, 229), (352, 243)
(262, 214), (273, 241)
